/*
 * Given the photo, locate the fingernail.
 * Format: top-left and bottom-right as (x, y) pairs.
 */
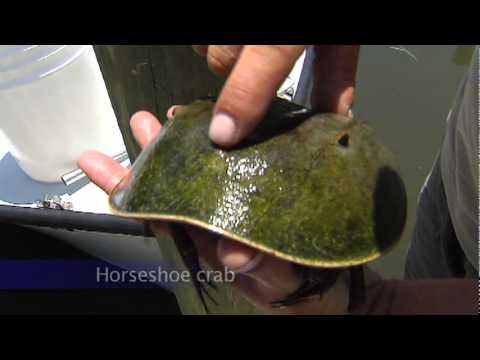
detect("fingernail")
(209, 113), (237, 145)
(167, 106), (178, 120)
(217, 239), (264, 274)
(232, 251), (264, 274)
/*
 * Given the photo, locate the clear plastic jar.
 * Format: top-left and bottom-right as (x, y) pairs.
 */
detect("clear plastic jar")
(0, 45), (125, 182)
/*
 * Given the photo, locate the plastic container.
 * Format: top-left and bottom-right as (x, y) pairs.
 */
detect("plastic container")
(0, 45), (125, 182)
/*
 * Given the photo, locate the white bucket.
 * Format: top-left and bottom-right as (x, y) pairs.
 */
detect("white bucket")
(0, 45), (125, 183)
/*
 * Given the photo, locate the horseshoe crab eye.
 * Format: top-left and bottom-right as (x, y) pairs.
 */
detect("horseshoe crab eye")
(338, 133), (350, 147)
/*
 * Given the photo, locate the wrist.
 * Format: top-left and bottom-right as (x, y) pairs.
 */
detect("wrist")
(349, 267), (391, 315)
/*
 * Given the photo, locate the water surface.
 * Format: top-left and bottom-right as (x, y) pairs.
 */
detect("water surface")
(354, 45), (474, 278)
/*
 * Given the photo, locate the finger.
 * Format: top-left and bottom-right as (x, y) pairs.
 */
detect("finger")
(210, 45), (305, 147)
(164, 224), (346, 313)
(183, 226), (302, 306)
(216, 238), (263, 273)
(166, 105), (184, 121)
(216, 238), (301, 298)
(182, 225), (302, 300)
(206, 45), (243, 76)
(78, 150), (129, 194)
(150, 221), (172, 239)
(192, 45), (208, 57)
(185, 225), (224, 270)
(130, 111), (162, 148)
(311, 45), (360, 115)
(217, 239), (350, 314)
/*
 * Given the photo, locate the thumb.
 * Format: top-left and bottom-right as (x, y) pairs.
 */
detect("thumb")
(210, 45), (305, 147)
(216, 238), (302, 302)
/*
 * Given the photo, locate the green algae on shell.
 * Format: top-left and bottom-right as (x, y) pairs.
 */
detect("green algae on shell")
(109, 97), (407, 268)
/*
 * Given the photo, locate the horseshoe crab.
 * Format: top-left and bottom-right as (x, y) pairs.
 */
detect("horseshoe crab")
(109, 97), (407, 312)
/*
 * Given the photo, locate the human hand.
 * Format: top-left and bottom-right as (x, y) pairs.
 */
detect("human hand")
(79, 108), (351, 314)
(192, 45), (360, 147)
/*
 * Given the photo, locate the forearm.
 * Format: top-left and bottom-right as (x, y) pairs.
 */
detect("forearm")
(357, 277), (478, 315)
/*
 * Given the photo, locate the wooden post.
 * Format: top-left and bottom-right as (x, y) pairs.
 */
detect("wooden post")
(94, 45), (260, 314)
(94, 45), (224, 160)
